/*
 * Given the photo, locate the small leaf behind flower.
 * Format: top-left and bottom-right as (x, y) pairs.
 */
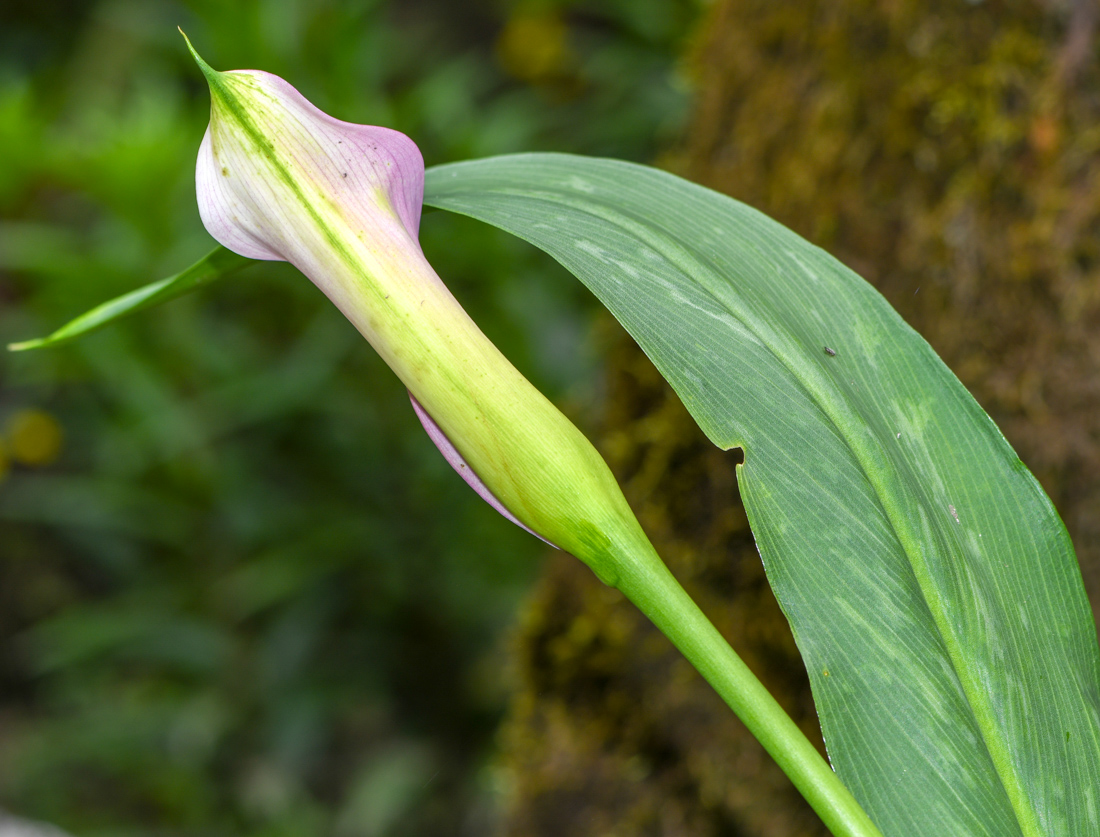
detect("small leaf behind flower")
(7, 247), (253, 352)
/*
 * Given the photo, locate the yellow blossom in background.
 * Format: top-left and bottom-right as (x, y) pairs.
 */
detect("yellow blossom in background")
(7, 409), (64, 467)
(496, 11), (570, 83)
(0, 438), (9, 483)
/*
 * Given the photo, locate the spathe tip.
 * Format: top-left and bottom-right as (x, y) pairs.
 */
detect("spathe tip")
(178, 27), (219, 83)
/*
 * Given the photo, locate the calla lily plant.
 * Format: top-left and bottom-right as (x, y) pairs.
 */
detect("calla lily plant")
(179, 34), (879, 837)
(19, 29), (1097, 837)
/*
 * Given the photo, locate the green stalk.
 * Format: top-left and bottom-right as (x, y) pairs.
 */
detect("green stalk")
(611, 539), (884, 837)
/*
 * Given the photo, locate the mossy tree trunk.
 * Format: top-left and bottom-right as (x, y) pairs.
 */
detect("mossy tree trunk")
(499, 1), (1100, 834)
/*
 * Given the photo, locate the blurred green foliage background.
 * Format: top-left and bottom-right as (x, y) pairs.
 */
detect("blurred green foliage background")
(0, 1), (700, 834)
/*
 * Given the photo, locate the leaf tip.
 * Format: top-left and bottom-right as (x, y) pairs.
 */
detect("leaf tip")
(7, 338), (44, 352)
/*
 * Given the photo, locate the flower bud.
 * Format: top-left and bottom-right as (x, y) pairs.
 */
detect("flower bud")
(185, 35), (654, 585)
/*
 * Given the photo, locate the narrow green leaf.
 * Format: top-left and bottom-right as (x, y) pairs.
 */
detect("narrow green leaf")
(423, 154), (1100, 836)
(7, 246), (253, 351)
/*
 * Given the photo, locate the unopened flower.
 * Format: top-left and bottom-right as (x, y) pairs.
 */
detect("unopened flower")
(185, 35), (653, 584)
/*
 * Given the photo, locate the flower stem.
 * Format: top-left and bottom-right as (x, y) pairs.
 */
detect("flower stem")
(611, 539), (884, 837)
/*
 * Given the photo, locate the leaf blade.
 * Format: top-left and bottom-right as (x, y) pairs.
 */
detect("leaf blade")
(8, 246), (253, 352)
(424, 153), (1100, 836)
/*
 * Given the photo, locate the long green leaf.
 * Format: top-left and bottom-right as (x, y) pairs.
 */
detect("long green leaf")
(7, 246), (253, 351)
(423, 153), (1100, 836)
